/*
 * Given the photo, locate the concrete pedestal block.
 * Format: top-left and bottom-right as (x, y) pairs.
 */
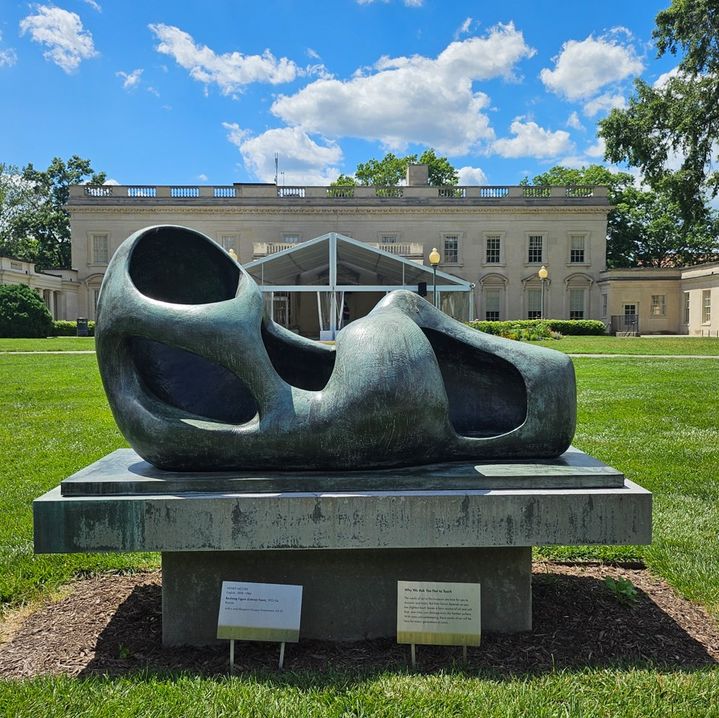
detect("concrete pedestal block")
(162, 546), (532, 645)
(34, 448), (652, 646)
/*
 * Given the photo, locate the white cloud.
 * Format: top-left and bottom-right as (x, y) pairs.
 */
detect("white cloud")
(197, 173), (208, 182)
(583, 92), (625, 117)
(654, 65), (680, 89)
(149, 23), (298, 95)
(492, 119), (573, 158)
(585, 137), (606, 158)
(146, 86), (160, 96)
(116, 68), (143, 90)
(455, 17), (473, 39)
(457, 166), (488, 185)
(103, 178), (120, 185)
(0, 31), (17, 68)
(271, 23), (535, 155)
(0, 48), (17, 68)
(223, 123), (343, 184)
(19, 5), (97, 73)
(540, 33), (643, 101)
(307, 47), (321, 60)
(566, 111), (584, 130)
(82, 0), (101, 11)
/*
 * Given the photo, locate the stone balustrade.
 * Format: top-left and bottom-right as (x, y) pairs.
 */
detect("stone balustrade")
(72, 184), (608, 202)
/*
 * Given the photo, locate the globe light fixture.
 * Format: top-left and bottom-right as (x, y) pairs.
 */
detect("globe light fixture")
(538, 265), (549, 319)
(429, 247), (441, 307)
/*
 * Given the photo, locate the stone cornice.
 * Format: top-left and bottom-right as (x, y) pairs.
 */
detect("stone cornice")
(69, 205), (609, 218)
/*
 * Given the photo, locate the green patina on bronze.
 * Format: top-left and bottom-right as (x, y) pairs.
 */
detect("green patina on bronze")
(95, 225), (576, 471)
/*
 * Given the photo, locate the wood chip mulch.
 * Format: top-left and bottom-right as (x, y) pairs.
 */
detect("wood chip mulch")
(0, 563), (717, 678)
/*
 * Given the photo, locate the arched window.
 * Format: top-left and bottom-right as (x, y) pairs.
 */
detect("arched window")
(479, 273), (508, 321)
(564, 273), (594, 320)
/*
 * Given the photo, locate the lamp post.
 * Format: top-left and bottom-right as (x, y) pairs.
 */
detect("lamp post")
(228, 248), (239, 263)
(429, 247), (440, 308)
(538, 265), (549, 319)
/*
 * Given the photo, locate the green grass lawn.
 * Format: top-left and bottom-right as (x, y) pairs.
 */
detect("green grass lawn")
(1, 346), (717, 714)
(0, 337), (96, 352)
(537, 335), (719, 355)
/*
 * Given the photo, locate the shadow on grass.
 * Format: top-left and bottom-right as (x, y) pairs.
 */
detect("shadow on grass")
(78, 571), (717, 682)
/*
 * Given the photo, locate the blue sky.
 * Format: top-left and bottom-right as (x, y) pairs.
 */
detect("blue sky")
(0, 0), (678, 186)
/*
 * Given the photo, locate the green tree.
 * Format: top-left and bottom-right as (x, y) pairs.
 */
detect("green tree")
(334, 149), (458, 187)
(0, 283), (53, 338)
(0, 156), (105, 269)
(599, 0), (719, 225)
(526, 164), (718, 267)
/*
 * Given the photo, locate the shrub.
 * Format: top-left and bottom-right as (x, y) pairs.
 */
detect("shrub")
(0, 284), (54, 338)
(466, 318), (606, 339)
(52, 320), (96, 336)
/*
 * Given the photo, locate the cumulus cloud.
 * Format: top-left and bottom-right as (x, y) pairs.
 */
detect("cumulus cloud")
(566, 111), (584, 130)
(457, 166), (488, 185)
(583, 92), (625, 117)
(585, 137), (606, 158)
(0, 48), (17, 68)
(223, 123), (343, 184)
(492, 119), (573, 158)
(116, 68), (143, 90)
(540, 33), (643, 101)
(197, 173), (208, 182)
(271, 23), (534, 155)
(19, 5), (97, 73)
(654, 65), (680, 89)
(0, 32), (17, 68)
(149, 23), (299, 95)
(455, 17), (473, 39)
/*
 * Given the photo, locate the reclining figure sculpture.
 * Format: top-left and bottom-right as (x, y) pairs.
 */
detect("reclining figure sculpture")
(96, 225), (576, 471)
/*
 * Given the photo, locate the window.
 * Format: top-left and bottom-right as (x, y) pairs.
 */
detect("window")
(528, 234), (543, 263)
(485, 235), (501, 264)
(569, 288), (585, 320)
(220, 234), (239, 253)
(379, 233), (398, 244)
(651, 294), (666, 316)
(683, 292), (690, 324)
(485, 288), (500, 321)
(569, 234), (586, 263)
(527, 288), (542, 319)
(703, 290), (712, 324)
(601, 293), (608, 318)
(442, 234), (459, 264)
(282, 233), (301, 244)
(91, 233), (109, 264)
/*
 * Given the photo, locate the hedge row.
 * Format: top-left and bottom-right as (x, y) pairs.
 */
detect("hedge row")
(52, 320), (96, 336)
(466, 319), (606, 338)
(0, 284), (54, 338)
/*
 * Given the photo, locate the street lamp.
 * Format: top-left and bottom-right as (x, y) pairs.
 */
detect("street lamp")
(429, 247), (441, 307)
(228, 248), (239, 263)
(538, 265), (549, 319)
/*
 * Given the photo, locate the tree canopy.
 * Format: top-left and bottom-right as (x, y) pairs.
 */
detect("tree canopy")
(525, 164), (719, 268)
(599, 0), (719, 225)
(333, 149), (458, 187)
(0, 156), (105, 270)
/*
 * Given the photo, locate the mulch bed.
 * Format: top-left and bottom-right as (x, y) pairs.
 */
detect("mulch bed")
(1, 563), (717, 678)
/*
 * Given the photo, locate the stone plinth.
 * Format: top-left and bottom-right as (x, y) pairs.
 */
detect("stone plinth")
(34, 448), (652, 645)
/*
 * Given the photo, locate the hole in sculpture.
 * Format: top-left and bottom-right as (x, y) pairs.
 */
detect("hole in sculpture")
(128, 226), (241, 305)
(421, 328), (527, 437)
(130, 337), (258, 424)
(261, 321), (336, 391)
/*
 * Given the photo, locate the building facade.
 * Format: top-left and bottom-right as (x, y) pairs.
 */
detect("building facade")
(0, 256), (78, 320)
(599, 262), (719, 336)
(66, 169), (611, 336)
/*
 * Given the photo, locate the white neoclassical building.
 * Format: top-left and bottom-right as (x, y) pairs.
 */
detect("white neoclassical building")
(64, 164), (612, 337)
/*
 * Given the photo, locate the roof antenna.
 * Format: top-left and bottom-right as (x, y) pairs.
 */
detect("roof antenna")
(274, 153), (279, 185)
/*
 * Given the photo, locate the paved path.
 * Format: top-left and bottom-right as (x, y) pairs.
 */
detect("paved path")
(2, 350), (718, 359)
(568, 353), (719, 359)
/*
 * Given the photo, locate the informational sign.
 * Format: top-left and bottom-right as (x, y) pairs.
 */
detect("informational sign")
(397, 580), (481, 646)
(217, 581), (302, 642)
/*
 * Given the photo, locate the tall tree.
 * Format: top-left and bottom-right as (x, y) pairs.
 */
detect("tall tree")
(526, 164), (718, 267)
(599, 0), (719, 225)
(333, 149), (458, 187)
(0, 156), (105, 269)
